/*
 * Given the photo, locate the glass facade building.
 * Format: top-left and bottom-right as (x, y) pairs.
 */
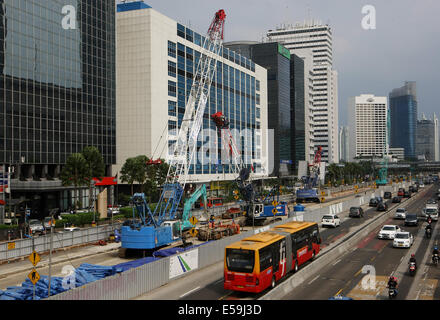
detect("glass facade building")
(291, 54), (305, 169)
(224, 42), (292, 176)
(0, 0), (116, 216)
(171, 26), (260, 175)
(389, 82), (417, 159)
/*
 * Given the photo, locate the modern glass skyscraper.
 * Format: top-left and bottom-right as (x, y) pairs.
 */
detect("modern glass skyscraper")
(416, 114), (439, 161)
(389, 81), (417, 159)
(290, 54), (305, 169)
(224, 41), (292, 176)
(0, 1), (116, 216)
(267, 21), (339, 164)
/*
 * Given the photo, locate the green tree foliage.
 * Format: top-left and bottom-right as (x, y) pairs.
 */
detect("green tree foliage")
(82, 146), (105, 209)
(60, 153), (89, 212)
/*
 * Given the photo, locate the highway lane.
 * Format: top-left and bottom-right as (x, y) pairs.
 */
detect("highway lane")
(179, 187), (415, 300)
(280, 186), (435, 300)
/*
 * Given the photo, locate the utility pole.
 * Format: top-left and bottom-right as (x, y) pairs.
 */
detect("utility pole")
(48, 210), (54, 297)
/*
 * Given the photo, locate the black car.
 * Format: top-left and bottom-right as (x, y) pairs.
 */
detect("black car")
(392, 196), (401, 203)
(403, 191), (412, 198)
(404, 214), (418, 226)
(409, 185), (418, 193)
(349, 207), (364, 218)
(369, 198), (379, 207)
(376, 201), (388, 211)
(384, 192), (392, 199)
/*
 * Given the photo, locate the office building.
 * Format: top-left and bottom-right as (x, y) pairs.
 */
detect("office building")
(116, 2), (269, 183)
(416, 113), (439, 161)
(389, 148), (405, 161)
(224, 41), (292, 176)
(0, 1), (116, 217)
(348, 95), (388, 160)
(389, 81), (418, 159)
(266, 20), (339, 163)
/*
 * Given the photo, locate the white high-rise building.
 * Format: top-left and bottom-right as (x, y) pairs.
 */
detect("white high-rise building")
(348, 95), (388, 161)
(267, 20), (339, 163)
(115, 2), (269, 182)
(434, 113), (439, 161)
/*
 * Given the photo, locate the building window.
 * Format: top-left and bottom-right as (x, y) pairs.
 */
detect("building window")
(168, 100), (177, 117)
(168, 81), (177, 97)
(256, 94), (260, 105)
(168, 41), (176, 58)
(256, 107), (260, 119)
(168, 120), (177, 135)
(168, 61), (176, 77)
(256, 80), (260, 91)
(177, 23), (185, 38)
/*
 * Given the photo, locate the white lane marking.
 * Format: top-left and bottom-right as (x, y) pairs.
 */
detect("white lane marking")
(332, 259), (341, 266)
(179, 286), (201, 298)
(308, 275), (320, 285)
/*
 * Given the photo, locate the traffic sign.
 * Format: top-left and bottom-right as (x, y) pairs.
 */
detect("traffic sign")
(321, 197), (325, 203)
(321, 191), (326, 196)
(28, 269), (40, 285)
(234, 195), (239, 200)
(355, 185), (358, 189)
(7, 242), (15, 250)
(189, 228), (198, 237)
(29, 251), (40, 266)
(272, 201), (278, 207)
(355, 189), (358, 193)
(189, 216), (198, 226)
(272, 208), (277, 215)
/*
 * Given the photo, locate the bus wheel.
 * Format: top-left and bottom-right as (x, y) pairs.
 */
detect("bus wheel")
(271, 276), (276, 288)
(294, 261), (298, 273)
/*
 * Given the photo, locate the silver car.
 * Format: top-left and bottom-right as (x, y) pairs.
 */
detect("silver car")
(394, 208), (407, 219)
(29, 219), (45, 234)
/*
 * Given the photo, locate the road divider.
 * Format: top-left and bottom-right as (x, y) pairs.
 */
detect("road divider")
(259, 184), (432, 300)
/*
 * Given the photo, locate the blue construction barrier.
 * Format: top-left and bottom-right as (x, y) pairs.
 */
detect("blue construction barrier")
(0, 263), (120, 300)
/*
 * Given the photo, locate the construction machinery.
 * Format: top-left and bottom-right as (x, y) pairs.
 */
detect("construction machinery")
(119, 10), (226, 256)
(211, 112), (287, 225)
(296, 146), (322, 203)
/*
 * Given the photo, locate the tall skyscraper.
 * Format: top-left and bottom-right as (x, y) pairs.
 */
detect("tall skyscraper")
(116, 3), (269, 182)
(267, 20), (339, 163)
(223, 41), (291, 176)
(389, 81), (418, 159)
(348, 95), (388, 161)
(0, 1), (116, 217)
(416, 113), (439, 161)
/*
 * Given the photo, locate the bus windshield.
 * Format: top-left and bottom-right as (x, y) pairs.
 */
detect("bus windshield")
(226, 248), (255, 273)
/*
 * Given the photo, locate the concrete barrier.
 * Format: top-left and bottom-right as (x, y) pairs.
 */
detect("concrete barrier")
(259, 183), (429, 300)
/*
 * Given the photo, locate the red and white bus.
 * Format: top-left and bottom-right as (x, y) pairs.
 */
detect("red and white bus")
(224, 221), (321, 293)
(198, 197), (223, 208)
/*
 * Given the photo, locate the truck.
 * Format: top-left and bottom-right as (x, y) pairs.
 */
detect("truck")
(422, 203), (439, 221)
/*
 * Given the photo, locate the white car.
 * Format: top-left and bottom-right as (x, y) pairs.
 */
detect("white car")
(393, 232), (414, 248)
(64, 226), (80, 232)
(321, 214), (341, 228)
(419, 183), (425, 188)
(394, 208), (407, 219)
(378, 225), (401, 239)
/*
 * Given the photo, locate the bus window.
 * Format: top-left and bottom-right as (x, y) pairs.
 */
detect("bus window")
(226, 248), (255, 273)
(259, 246), (272, 272)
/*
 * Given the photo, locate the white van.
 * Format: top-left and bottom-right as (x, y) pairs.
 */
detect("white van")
(423, 204), (439, 221)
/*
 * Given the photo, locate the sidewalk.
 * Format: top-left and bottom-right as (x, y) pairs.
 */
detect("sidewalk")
(0, 242), (121, 278)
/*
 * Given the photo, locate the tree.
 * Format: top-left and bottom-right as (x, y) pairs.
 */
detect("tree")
(120, 157), (143, 196)
(82, 146), (105, 209)
(60, 153), (89, 212)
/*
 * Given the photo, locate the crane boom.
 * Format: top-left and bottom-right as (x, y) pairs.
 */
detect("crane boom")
(168, 10), (226, 188)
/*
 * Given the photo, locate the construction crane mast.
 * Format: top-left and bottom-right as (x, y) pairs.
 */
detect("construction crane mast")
(296, 146), (322, 203)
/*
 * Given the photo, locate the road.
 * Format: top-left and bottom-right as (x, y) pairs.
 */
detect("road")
(135, 184), (419, 300)
(281, 186), (437, 300)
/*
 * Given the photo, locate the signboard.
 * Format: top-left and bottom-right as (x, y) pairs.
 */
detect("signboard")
(29, 251), (40, 266)
(189, 216), (198, 226)
(169, 249), (199, 279)
(28, 269), (40, 285)
(280, 160), (293, 164)
(189, 228), (198, 237)
(7, 242), (15, 250)
(321, 197), (325, 203)
(278, 43), (291, 60)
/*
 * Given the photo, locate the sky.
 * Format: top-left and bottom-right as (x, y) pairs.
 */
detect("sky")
(123, 0), (440, 126)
